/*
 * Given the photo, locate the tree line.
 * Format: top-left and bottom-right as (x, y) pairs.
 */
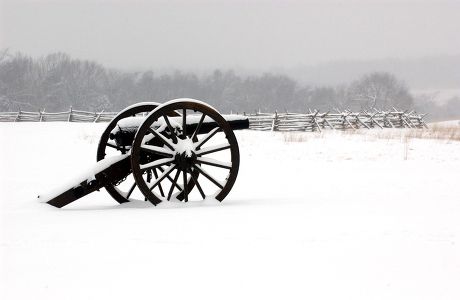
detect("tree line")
(1, 50), (458, 119)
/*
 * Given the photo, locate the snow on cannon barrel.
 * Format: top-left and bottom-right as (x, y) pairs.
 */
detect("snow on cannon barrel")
(40, 99), (249, 208)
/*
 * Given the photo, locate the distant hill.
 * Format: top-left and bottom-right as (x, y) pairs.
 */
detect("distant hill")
(412, 88), (460, 104)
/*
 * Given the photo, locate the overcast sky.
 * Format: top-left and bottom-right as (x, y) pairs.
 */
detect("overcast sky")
(1, 0), (459, 71)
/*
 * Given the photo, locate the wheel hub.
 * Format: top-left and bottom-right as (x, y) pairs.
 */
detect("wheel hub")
(175, 151), (197, 171)
(174, 137), (197, 171)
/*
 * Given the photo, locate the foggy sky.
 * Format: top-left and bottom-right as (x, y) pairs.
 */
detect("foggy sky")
(1, 0), (459, 71)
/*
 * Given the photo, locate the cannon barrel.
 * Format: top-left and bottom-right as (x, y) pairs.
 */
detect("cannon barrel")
(110, 114), (249, 147)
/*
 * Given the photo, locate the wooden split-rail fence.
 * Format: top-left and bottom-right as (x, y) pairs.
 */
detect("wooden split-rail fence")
(245, 109), (427, 131)
(0, 107), (118, 123)
(0, 107), (427, 131)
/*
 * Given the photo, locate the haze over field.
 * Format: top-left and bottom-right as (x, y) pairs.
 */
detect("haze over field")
(1, 0), (459, 87)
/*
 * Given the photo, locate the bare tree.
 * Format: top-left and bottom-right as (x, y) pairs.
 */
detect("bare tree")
(347, 72), (413, 110)
(1, 51), (427, 115)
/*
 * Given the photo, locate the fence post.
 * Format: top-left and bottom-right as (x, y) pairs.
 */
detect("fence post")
(313, 111), (321, 132)
(304, 110), (310, 132)
(323, 112), (335, 130)
(39, 108), (45, 122)
(68, 106), (73, 122)
(271, 110), (278, 131)
(15, 109), (21, 122)
(94, 109), (104, 123)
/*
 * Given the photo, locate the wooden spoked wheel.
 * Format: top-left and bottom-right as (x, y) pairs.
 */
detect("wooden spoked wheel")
(131, 99), (240, 205)
(97, 102), (197, 204)
(97, 102), (160, 204)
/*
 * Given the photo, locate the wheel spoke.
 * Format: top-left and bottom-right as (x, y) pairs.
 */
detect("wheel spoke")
(159, 166), (183, 192)
(163, 115), (178, 144)
(167, 169), (181, 200)
(140, 158), (174, 170)
(194, 165), (224, 189)
(182, 108), (187, 137)
(195, 127), (220, 149)
(196, 143), (231, 156)
(141, 145), (174, 157)
(147, 128), (175, 151)
(190, 171), (205, 200)
(191, 113), (206, 141)
(148, 165), (176, 191)
(152, 168), (165, 197)
(145, 170), (152, 201)
(196, 157), (232, 169)
(182, 170), (188, 202)
(126, 182), (136, 199)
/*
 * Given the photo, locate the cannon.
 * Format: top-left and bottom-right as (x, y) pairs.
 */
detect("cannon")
(41, 99), (249, 208)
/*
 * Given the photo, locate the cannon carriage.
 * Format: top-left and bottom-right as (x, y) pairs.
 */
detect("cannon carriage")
(44, 99), (249, 208)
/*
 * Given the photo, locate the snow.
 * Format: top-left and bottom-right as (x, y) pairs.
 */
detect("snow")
(173, 137), (195, 156)
(1, 123), (460, 299)
(116, 101), (161, 114)
(161, 97), (219, 110)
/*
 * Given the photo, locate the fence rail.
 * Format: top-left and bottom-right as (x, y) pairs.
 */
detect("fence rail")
(0, 107), (427, 131)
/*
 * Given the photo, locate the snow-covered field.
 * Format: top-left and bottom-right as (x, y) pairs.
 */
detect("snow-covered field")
(1, 123), (460, 299)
